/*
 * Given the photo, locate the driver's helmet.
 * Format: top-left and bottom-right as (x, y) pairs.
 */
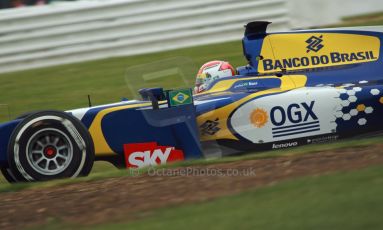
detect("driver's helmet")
(194, 60), (236, 94)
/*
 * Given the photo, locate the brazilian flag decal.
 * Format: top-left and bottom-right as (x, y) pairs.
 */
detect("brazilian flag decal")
(168, 89), (193, 107)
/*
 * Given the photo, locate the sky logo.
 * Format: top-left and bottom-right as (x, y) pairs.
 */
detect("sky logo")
(124, 142), (184, 168)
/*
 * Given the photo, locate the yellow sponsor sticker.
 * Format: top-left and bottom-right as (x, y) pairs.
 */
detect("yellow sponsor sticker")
(258, 33), (380, 73)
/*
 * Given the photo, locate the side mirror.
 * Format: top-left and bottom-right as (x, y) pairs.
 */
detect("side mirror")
(138, 88), (166, 109)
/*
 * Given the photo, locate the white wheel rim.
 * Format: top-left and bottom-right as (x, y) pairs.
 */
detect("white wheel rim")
(26, 128), (73, 176)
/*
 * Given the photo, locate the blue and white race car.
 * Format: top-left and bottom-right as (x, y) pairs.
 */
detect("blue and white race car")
(1, 21), (383, 183)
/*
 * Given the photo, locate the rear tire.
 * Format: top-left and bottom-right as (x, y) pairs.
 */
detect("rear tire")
(6, 111), (94, 182)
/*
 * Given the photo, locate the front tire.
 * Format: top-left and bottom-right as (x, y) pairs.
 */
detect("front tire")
(6, 111), (94, 182)
(0, 168), (18, 183)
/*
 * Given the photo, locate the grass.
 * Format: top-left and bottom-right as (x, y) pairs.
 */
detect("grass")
(327, 11), (383, 27)
(36, 163), (383, 230)
(0, 41), (245, 121)
(0, 134), (382, 193)
(103, 165), (383, 230)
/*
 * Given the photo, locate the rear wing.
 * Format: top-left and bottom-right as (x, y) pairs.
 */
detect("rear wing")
(241, 21), (382, 75)
(242, 21), (271, 69)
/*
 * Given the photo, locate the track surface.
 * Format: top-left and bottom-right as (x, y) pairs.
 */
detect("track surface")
(1, 145), (383, 229)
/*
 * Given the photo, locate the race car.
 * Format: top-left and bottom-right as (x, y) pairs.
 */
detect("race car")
(1, 21), (383, 183)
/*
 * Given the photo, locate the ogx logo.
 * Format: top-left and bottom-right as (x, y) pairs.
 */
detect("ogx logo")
(270, 101), (320, 138)
(271, 101), (318, 126)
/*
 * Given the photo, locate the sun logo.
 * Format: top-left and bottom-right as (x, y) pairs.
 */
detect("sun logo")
(250, 108), (268, 128)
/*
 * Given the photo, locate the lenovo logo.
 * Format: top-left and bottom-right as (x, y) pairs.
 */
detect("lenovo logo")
(272, 142), (298, 149)
(124, 142), (184, 168)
